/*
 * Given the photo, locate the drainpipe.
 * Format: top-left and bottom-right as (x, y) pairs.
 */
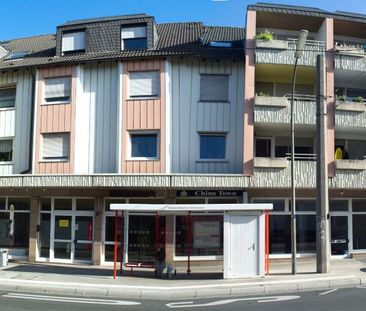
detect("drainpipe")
(20, 68), (36, 174)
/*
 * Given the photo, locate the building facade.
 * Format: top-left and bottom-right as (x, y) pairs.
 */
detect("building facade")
(0, 4), (366, 266)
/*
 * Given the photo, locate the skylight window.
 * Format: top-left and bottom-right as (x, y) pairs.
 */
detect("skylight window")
(208, 41), (233, 48)
(5, 51), (30, 61)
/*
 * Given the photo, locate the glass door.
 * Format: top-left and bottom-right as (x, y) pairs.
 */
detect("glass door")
(330, 215), (349, 256)
(74, 216), (93, 262)
(53, 215), (73, 261)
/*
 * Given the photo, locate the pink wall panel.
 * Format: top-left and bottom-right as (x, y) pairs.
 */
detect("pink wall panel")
(121, 59), (166, 173)
(35, 65), (76, 174)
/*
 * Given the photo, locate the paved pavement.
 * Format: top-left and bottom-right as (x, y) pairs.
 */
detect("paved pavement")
(0, 258), (365, 299)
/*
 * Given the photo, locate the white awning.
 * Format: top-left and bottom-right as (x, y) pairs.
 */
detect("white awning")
(110, 203), (273, 214)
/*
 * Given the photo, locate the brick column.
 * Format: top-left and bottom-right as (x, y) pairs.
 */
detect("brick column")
(93, 197), (104, 265)
(29, 197), (40, 263)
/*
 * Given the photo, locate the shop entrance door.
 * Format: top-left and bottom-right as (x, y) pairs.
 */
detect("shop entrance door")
(330, 215), (349, 256)
(51, 214), (93, 263)
(127, 215), (165, 263)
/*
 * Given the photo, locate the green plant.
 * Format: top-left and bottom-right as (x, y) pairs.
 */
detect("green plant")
(257, 91), (270, 97)
(338, 95), (347, 102)
(352, 96), (364, 103)
(256, 30), (273, 41)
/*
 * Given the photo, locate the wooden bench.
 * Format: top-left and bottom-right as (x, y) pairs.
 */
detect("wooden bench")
(125, 262), (155, 275)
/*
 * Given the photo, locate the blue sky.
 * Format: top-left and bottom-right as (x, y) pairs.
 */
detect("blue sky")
(1, 0), (366, 40)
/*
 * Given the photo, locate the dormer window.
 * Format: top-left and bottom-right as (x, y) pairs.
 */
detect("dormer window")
(62, 30), (85, 55)
(121, 26), (147, 50)
(5, 51), (30, 61)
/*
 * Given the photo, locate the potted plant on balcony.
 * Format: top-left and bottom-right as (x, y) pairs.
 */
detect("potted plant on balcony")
(337, 95), (347, 102)
(256, 30), (288, 50)
(352, 96), (364, 103)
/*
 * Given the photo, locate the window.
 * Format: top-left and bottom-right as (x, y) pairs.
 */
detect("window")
(121, 26), (147, 50)
(0, 139), (13, 162)
(129, 71), (159, 98)
(0, 87), (16, 108)
(5, 51), (30, 61)
(42, 133), (70, 161)
(255, 138), (272, 157)
(62, 31), (85, 54)
(130, 133), (158, 158)
(200, 74), (229, 102)
(44, 77), (71, 103)
(199, 134), (226, 160)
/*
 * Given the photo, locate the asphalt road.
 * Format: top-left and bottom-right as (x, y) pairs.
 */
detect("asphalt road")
(0, 287), (366, 310)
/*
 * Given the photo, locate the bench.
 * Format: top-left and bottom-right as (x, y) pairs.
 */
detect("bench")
(125, 262), (155, 275)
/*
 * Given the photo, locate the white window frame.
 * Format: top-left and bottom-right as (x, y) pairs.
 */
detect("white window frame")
(44, 76), (71, 105)
(198, 132), (227, 162)
(41, 133), (70, 162)
(128, 131), (160, 160)
(0, 138), (14, 163)
(62, 31), (86, 54)
(121, 26), (147, 50)
(128, 71), (160, 99)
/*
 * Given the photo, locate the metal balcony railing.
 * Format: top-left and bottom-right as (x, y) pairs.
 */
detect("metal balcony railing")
(284, 94), (317, 102)
(287, 38), (325, 52)
(285, 153), (317, 161)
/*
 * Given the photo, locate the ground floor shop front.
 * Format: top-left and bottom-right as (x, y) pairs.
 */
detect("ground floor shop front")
(0, 188), (365, 265)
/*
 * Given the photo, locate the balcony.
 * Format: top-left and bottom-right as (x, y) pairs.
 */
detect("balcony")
(334, 43), (366, 71)
(335, 97), (366, 128)
(254, 94), (316, 125)
(256, 38), (325, 66)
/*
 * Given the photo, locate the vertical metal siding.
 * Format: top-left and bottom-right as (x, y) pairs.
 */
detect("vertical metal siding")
(0, 70), (33, 175)
(171, 59), (244, 174)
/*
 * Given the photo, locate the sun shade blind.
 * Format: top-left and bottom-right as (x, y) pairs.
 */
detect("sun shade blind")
(129, 71), (159, 97)
(0, 88), (16, 108)
(42, 133), (70, 159)
(200, 75), (229, 101)
(45, 77), (71, 100)
(62, 31), (85, 52)
(121, 26), (147, 39)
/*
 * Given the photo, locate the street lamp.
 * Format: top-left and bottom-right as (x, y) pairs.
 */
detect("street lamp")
(291, 29), (308, 275)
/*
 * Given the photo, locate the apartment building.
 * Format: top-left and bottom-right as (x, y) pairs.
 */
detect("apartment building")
(0, 3), (366, 268)
(0, 14), (245, 265)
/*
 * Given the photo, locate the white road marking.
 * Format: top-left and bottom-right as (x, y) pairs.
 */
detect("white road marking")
(2, 293), (141, 306)
(319, 288), (338, 296)
(166, 295), (300, 308)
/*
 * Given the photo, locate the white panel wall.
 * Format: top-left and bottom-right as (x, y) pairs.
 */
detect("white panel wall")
(171, 58), (244, 173)
(0, 70), (33, 174)
(79, 63), (118, 173)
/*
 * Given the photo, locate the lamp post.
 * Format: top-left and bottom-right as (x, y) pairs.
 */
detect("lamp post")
(291, 29), (308, 275)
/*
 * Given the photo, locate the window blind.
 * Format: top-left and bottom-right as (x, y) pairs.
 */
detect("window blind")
(121, 26), (147, 39)
(42, 133), (70, 160)
(62, 31), (85, 52)
(129, 71), (159, 98)
(0, 88), (16, 108)
(200, 75), (229, 102)
(45, 77), (71, 102)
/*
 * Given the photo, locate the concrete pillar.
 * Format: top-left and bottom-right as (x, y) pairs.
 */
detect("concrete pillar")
(165, 190), (176, 264)
(29, 197), (40, 263)
(93, 197), (104, 265)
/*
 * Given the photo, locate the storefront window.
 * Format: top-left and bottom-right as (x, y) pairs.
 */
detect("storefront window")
(297, 215), (316, 253)
(41, 198), (51, 211)
(8, 197), (30, 211)
(0, 212), (11, 248)
(175, 215), (223, 256)
(76, 199), (94, 211)
(352, 200), (366, 212)
(13, 213), (29, 248)
(0, 198), (5, 210)
(253, 199), (285, 212)
(54, 198), (72, 210)
(269, 215), (291, 254)
(353, 214), (366, 249)
(330, 200), (348, 212)
(39, 213), (50, 258)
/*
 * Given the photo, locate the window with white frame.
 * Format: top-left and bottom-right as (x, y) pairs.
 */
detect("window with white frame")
(130, 132), (158, 159)
(121, 26), (147, 50)
(0, 87), (16, 108)
(129, 71), (159, 98)
(200, 74), (229, 102)
(199, 133), (226, 160)
(0, 139), (13, 162)
(44, 77), (71, 103)
(42, 133), (70, 161)
(62, 31), (86, 54)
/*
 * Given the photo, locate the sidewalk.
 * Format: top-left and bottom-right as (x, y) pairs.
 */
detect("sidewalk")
(0, 258), (365, 299)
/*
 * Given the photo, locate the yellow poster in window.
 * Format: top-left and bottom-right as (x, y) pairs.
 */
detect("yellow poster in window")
(59, 219), (69, 228)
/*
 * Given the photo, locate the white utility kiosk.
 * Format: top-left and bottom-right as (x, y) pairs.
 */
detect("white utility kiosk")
(110, 203), (272, 279)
